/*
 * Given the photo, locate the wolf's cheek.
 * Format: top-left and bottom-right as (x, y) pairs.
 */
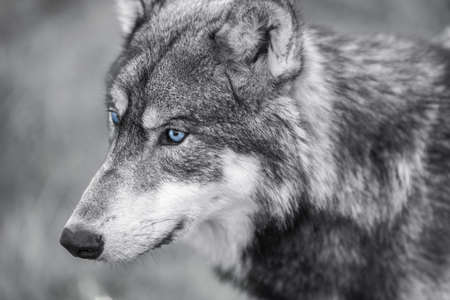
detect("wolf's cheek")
(96, 188), (187, 262)
(98, 181), (236, 262)
(98, 150), (261, 263)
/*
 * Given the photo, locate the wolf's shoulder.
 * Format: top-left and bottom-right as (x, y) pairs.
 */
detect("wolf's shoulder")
(308, 25), (450, 95)
(306, 25), (450, 189)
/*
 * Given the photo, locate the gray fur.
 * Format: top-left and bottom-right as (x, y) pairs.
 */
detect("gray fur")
(61, 1), (450, 299)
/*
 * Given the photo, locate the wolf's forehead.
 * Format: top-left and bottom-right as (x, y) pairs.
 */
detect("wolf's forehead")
(149, 0), (233, 30)
(108, 52), (147, 114)
(127, 0), (233, 48)
(108, 0), (237, 116)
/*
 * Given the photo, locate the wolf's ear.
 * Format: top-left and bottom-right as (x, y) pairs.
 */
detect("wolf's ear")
(215, 0), (303, 79)
(115, 0), (164, 35)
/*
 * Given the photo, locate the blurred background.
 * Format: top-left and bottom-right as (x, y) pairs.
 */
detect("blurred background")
(0, 0), (449, 299)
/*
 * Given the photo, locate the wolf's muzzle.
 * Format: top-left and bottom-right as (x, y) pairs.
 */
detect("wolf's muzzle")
(59, 228), (104, 260)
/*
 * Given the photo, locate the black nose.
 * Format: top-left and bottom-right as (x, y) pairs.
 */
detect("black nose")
(60, 228), (104, 260)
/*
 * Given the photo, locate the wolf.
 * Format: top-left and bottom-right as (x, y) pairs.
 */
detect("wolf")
(59, 0), (450, 299)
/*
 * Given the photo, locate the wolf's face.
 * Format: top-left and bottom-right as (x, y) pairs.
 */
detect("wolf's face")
(61, 0), (305, 266)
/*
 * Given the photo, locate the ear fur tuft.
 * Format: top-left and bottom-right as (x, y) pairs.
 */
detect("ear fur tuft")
(115, 0), (166, 35)
(216, 0), (303, 79)
(116, 0), (145, 35)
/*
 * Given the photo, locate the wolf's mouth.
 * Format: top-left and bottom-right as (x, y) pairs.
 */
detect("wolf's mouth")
(152, 220), (186, 250)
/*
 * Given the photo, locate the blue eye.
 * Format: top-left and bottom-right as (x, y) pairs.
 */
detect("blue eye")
(110, 111), (120, 125)
(167, 129), (187, 144)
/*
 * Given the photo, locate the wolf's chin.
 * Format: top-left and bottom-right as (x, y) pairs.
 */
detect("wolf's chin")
(98, 248), (151, 264)
(100, 220), (188, 263)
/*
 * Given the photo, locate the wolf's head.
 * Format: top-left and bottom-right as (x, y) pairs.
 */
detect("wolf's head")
(60, 0), (316, 269)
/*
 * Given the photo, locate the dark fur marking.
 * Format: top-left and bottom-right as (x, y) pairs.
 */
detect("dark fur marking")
(153, 220), (186, 249)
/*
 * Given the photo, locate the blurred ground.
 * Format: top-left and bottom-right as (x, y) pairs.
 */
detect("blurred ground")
(0, 0), (449, 299)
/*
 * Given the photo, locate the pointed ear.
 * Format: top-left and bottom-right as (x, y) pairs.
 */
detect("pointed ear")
(115, 0), (164, 35)
(215, 0), (303, 79)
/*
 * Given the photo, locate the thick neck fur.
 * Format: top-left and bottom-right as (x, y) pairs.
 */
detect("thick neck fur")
(220, 27), (450, 300)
